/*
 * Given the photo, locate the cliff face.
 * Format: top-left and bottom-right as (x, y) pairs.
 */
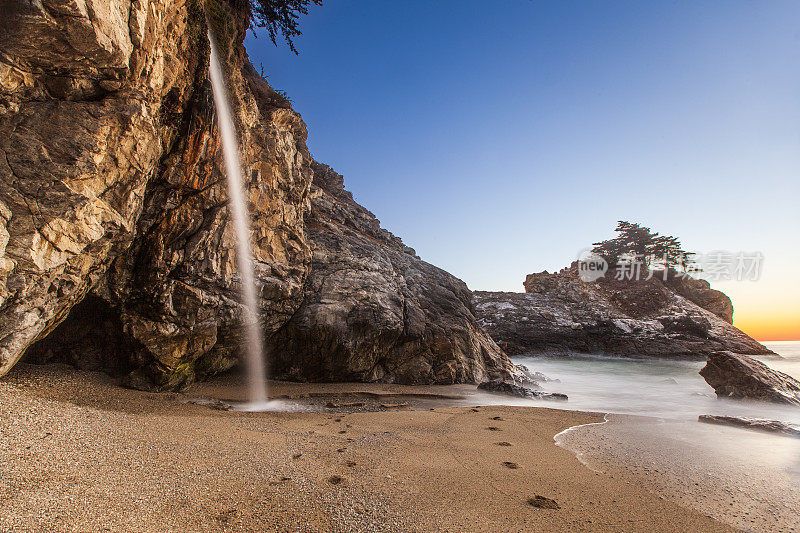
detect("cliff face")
(0, 0), (209, 380)
(269, 163), (513, 384)
(475, 266), (771, 358)
(1, 1), (512, 389)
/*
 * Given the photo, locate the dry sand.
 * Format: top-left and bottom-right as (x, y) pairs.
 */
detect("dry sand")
(0, 364), (733, 532)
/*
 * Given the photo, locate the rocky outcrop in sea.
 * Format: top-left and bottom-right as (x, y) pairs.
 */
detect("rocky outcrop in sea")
(698, 415), (800, 438)
(474, 265), (772, 358)
(0, 1), (513, 389)
(700, 351), (800, 406)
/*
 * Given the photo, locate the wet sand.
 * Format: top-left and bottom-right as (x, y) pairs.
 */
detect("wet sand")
(0, 364), (733, 532)
(558, 414), (800, 532)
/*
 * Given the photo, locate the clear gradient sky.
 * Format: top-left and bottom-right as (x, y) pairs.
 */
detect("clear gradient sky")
(245, 0), (800, 341)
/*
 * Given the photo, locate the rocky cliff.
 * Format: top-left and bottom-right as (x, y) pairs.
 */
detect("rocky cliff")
(0, 0), (512, 389)
(268, 162), (513, 384)
(474, 265), (771, 358)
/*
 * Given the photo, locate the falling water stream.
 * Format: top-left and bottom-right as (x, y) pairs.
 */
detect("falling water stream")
(208, 31), (274, 411)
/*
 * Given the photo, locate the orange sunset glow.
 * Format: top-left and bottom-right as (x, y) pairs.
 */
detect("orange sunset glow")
(718, 279), (800, 342)
(736, 313), (800, 342)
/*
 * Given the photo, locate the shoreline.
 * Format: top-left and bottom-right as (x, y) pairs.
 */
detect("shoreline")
(1, 364), (735, 532)
(558, 413), (800, 532)
(553, 414), (610, 474)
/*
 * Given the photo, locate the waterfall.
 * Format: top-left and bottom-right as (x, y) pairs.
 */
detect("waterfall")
(208, 30), (270, 410)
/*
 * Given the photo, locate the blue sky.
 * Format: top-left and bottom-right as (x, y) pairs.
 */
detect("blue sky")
(245, 0), (800, 338)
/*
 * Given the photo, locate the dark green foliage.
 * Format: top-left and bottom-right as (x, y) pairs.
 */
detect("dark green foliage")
(592, 221), (699, 274)
(241, 0), (322, 54)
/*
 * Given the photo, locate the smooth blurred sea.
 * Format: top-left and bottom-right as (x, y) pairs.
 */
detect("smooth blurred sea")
(512, 341), (800, 425)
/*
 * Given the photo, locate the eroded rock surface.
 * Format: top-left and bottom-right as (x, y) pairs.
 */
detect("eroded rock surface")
(269, 163), (515, 384)
(1, 1), (315, 390)
(0, 0), (203, 378)
(700, 351), (800, 406)
(474, 265), (771, 358)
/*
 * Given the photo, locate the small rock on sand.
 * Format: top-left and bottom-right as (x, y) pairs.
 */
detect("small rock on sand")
(528, 495), (560, 509)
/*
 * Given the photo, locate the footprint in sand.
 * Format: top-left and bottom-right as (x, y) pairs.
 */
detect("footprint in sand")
(503, 462), (520, 469)
(216, 509), (237, 523)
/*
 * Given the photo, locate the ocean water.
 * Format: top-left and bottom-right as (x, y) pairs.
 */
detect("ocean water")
(513, 341), (800, 425)
(763, 340), (800, 379)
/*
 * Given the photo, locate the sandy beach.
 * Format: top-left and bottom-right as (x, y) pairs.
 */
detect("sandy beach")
(0, 364), (734, 532)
